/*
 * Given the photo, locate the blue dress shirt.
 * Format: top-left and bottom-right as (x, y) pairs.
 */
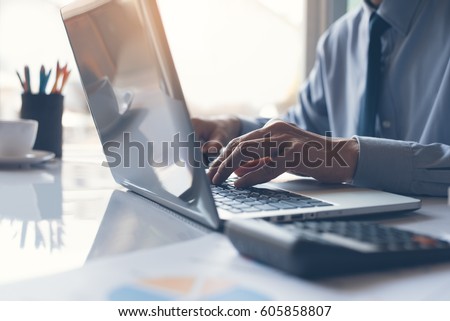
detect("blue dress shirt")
(240, 0), (450, 196)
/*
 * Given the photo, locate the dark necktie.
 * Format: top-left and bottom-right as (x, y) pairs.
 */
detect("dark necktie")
(357, 13), (390, 137)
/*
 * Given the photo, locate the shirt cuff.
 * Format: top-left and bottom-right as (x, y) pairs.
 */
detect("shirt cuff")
(352, 136), (414, 194)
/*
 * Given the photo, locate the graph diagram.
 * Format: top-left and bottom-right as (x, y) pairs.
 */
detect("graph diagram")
(108, 276), (271, 300)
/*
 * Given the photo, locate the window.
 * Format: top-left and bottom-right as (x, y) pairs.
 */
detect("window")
(158, 0), (306, 118)
(0, 0), (351, 144)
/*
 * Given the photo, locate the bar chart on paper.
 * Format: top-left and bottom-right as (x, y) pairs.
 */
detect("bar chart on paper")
(108, 276), (271, 301)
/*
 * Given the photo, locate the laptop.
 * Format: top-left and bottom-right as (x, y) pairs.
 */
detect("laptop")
(61, 0), (420, 230)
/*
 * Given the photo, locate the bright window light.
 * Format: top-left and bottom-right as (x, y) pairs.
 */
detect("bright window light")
(158, 0), (305, 116)
(0, 0), (306, 139)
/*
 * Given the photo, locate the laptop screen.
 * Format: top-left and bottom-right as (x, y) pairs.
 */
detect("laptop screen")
(62, 0), (220, 229)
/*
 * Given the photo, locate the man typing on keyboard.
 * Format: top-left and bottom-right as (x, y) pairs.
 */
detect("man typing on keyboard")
(192, 0), (450, 197)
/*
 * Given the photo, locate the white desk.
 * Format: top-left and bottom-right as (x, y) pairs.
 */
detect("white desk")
(0, 145), (207, 286)
(0, 145), (449, 300)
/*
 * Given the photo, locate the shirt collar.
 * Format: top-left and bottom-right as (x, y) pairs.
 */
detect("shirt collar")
(362, 0), (422, 36)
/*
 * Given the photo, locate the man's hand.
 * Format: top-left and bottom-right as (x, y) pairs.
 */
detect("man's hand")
(207, 120), (359, 188)
(191, 115), (241, 155)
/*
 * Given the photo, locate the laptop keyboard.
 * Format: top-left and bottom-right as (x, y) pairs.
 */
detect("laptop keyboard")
(211, 178), (332, 213)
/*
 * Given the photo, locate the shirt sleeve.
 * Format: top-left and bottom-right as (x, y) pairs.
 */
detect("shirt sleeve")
(353, 136), (450, 196)
(238, 116), (269, 135)
(281, 31), (331, 135)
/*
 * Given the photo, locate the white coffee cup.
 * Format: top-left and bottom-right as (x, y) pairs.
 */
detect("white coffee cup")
(0, 119), (38, 157)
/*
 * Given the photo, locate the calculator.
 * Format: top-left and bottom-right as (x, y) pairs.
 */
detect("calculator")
(225, 219), (450, 278)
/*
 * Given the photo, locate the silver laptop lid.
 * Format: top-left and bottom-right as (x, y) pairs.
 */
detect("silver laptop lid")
(62, 0), (220, 229)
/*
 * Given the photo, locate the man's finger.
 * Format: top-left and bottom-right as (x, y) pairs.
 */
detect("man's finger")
(234, 158), (268, 177)
(234, 156), (286, 188)
(202, 140), (222, 154)
(211, 138), (276, 185)
(207, 137), (240, 180)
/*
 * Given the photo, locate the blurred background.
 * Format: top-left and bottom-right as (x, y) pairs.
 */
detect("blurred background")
(0, 0), (359, 146)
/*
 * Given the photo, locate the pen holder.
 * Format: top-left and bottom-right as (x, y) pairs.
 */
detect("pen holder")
(20, 93), (64, 158)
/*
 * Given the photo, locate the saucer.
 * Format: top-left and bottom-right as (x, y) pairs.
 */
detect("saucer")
(0, 150), (55, 166)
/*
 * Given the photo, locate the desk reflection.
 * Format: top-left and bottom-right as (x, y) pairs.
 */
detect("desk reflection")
(87, 190), (209, 261)
(0, 164), (63, 251)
